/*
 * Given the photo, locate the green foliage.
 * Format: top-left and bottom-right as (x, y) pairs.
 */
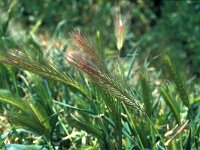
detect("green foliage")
(140, 73), (152, 117)
(160, 87), (180, 124)
(0, 89), (55, 137)
(0, 0), (17, 36)
(138, 1), (200, 76)
(164, 55), (189, 108)
(0, 0), (199, 149)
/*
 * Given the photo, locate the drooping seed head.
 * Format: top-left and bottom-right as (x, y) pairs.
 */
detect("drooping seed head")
(65, 29), (143, 111)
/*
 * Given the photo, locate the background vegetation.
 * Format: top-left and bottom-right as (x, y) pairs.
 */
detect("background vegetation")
(0, 0), (199, 149)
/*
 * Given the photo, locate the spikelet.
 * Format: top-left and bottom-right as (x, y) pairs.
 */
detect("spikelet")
(114, 7), (130, 51)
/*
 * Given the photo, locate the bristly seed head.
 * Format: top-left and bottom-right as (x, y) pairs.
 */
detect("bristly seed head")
(65, 29), (104, 79)
(114, 7), (130, 51)
(65, 29), (143, 111)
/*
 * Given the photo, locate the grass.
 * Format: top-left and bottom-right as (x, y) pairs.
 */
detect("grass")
(0, 1), (199, 150)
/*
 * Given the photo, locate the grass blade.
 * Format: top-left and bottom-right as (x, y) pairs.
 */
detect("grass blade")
(140, 73), (152, 117)
(164, 55), (189, 108)
(160, 87), (180, 124)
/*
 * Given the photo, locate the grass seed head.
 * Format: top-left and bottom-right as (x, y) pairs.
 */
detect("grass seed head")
(114, 7), (130, 51)
(66, 29), (142, 111)
(65, 29), (104, 80)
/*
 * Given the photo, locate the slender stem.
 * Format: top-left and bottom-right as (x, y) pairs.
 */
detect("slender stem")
(127, 50), (137, 79)
(122, 103), (145, 150)
(117, 103), (122, 150)
(145, 115), (165, 146)
(53, 100), (95, 115)
(44, 136), (54, 150)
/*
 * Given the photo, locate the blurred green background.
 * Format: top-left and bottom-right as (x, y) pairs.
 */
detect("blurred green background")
(0, 0), (200, 77)
(0, 0), (200, 149)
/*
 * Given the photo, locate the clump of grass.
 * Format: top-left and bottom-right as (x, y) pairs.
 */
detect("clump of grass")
(163, 55), (190, 108)
(0, 3), (198, 149)
(0, 89), (55, 137)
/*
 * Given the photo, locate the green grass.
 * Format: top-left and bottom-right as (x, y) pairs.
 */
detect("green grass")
(0, 1), (199, 149)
